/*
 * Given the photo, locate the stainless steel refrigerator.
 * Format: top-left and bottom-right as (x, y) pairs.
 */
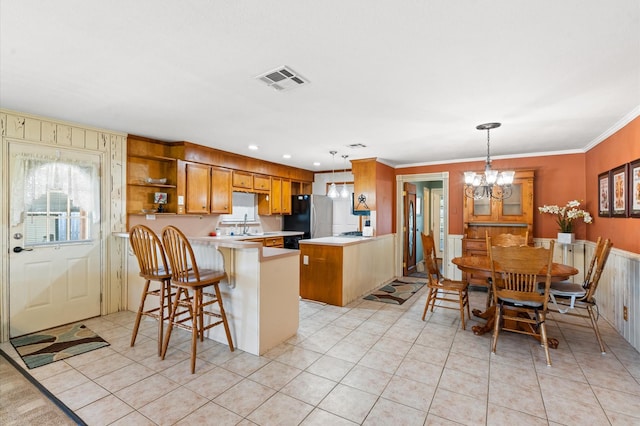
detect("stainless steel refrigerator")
(283, 195), (333, 247)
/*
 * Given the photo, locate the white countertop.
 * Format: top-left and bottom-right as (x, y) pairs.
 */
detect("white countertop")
(298, 234), (392, 246)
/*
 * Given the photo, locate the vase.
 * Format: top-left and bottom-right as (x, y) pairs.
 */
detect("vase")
(557, 232), (575, 244)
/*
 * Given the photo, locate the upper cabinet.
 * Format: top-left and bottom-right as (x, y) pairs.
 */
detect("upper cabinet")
(127, 136), (178, 215)
(351, 158), (376, 212)
(463, 170), (534, 239)
(126, 136), (313, 224)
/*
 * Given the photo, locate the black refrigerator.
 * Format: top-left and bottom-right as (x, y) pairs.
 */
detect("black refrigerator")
(283, 194), (333, 248)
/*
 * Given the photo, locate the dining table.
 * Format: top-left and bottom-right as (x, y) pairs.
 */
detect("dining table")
(452, 255), (579, 348)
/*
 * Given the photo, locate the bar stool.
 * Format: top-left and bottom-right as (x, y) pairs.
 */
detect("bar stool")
(160, 225), (234, 373)
(128, 224), (173, 356)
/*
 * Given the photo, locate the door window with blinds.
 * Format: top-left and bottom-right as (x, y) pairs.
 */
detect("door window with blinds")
(10, 146), (101, 246)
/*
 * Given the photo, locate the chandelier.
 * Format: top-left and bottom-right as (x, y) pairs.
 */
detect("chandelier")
(463, 122), (515, 200)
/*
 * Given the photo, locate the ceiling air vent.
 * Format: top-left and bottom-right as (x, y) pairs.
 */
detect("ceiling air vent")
(256, 66), (309, 91)
(347, 143), (367, 149)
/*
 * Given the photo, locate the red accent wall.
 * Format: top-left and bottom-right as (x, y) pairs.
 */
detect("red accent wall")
(395, 115), (640, 254)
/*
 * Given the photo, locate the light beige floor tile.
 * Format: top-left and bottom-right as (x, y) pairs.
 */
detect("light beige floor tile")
(487, 403), (547, 425)
(114, 374), (180, 409)
(197, 343), (240, 365)
(488, 380), (545, 418)
(300, 408), (358, 425)
(592, 386), (640, 418)
(275, 345), (323, 370)
(28, 359), (74, 381)
(74, 394), (134, 426)
(395, 357), (443, 387)
(357, 348), (405, 374)
(213, 378), (276, 417)
(363, 397), (427, 425)
(94, 362), (155, 392)
(56, 380), (110, 411)
(280, 371), (337, 406)
(326, 341), (371, 363)
(544, 395), (610, 425)
(138, 387), (208, 426)
(538, 373), (599, 406)
(41, 369), (90, 394)
(606, 410), (640, 425)
(220, 351), (272, 377)
(445, 352), (489, 379)
(183, 366), (243, 399)
(317, 383), (378, 424)
(429, 388), (486, 425)
(306, 354), (355, 382)
(75, 352), (134, 380)
(340, 364), (393, 395)
(159, 357), (216, 385)
(371, 336), (413, 356)
(247, 392), (314, 425)
(248, 360), (302, 390)
(424, 413), (464, 425)
(438, 367), (488, 401)
(109, 410), (156, 426)
(174, 402), (243, 426)
(64, 346), (117, 369)
(405, 342), (449, 366)
(381, 375), (436, 411)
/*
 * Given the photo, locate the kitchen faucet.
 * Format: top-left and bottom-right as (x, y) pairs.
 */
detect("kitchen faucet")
(242, 213), (249, 235)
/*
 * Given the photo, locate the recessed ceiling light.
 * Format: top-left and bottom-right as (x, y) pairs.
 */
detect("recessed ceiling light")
(248, 145), (259, 150)
(282, 154), (291, 159)
(313, 162), (321, 167)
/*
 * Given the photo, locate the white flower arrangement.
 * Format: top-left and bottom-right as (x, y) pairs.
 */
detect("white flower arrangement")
(538, 200), (593, 233)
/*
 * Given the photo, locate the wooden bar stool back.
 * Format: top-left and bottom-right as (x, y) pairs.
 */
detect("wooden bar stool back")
(128, 224), (173, 356)
(161, 225), (234, 373)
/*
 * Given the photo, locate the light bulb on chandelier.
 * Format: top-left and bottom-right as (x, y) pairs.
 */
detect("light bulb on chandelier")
(463, 122), (515, 200)
(327, 151), (339, 198)
(340, 154), (350, 198)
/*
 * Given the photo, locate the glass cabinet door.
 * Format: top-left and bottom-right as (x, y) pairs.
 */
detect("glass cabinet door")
(501, 183), (522, 216)
(473, 196), (492, 216)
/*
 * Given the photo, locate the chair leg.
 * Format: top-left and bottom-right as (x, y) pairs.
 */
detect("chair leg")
(131, 279), (151, 348)
(213, 283), (234, 351)
(587, 305), (606, 354)
(162, 287), (184, 360)
(190, 288), (200, 374)
(157, 281), (165, 357)
(491, 303), (501, 354)
(422, 289), (434, 321)
(539, 312), (552, 366)
(458, 290), (466, 330)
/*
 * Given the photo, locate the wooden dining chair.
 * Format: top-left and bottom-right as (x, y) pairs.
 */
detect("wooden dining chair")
(488, 238), (555, 366)
(421, 232), (470, 329)
(483, 231), (530, 308)
(128, 224), (173, 356)
(548, 237), (613, 353)
(161, 225), (234, 373)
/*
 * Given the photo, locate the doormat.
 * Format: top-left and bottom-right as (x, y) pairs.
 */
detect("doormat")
(363, 279), (426, 305)
(10, 323), (109, 369)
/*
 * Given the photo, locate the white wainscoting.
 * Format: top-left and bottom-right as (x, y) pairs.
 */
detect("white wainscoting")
(446, 234), (640, 353)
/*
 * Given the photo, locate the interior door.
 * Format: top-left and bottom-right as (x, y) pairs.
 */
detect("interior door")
(403, 182), (417, 276)
(9, 142), (102, 337)
(431, 189), (444, 260)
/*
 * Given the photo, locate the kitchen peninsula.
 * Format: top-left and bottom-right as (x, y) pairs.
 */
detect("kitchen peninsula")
(120, 231), (301, 356)
(298, 234), (396, 306)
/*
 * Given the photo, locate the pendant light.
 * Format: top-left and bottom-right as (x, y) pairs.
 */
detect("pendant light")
(327, 151), (339, 198)
(340, 154), (350, 198)
(463, 122), (515, 200)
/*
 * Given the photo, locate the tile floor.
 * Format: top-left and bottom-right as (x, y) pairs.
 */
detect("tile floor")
(2, 285), (640, 426)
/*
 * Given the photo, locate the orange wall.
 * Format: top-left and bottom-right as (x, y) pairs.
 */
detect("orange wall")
(585, 116), (640, 254)
(395, 115), (640, 254)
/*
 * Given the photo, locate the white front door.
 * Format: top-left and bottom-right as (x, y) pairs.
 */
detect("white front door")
(9, 142), (102, 337)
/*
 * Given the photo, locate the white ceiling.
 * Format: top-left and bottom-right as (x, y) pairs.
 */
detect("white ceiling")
(1, 0), (639, 171)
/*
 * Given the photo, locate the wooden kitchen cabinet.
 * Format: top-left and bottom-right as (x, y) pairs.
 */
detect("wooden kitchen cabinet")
(253, 174), (271, 193)
(258, 177), (291, 216)
(127, 154), (177, 215)
(271, 178), (282, 214)
(232, 170), (253, 191)
(281, 179), (292, 214)
(210, 166), (232, 214)
(351, 158), (376, 212)
(462, 170), (534, 286)
(185, 162), (211, 214)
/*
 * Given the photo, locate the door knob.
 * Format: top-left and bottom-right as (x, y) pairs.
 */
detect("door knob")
(13, 246), (33, 253)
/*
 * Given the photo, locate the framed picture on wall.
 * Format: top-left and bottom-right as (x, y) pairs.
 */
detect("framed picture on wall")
(611, 164), (628, 217)
(629, 158), (640, 218)
(598, 171), (610, 217)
